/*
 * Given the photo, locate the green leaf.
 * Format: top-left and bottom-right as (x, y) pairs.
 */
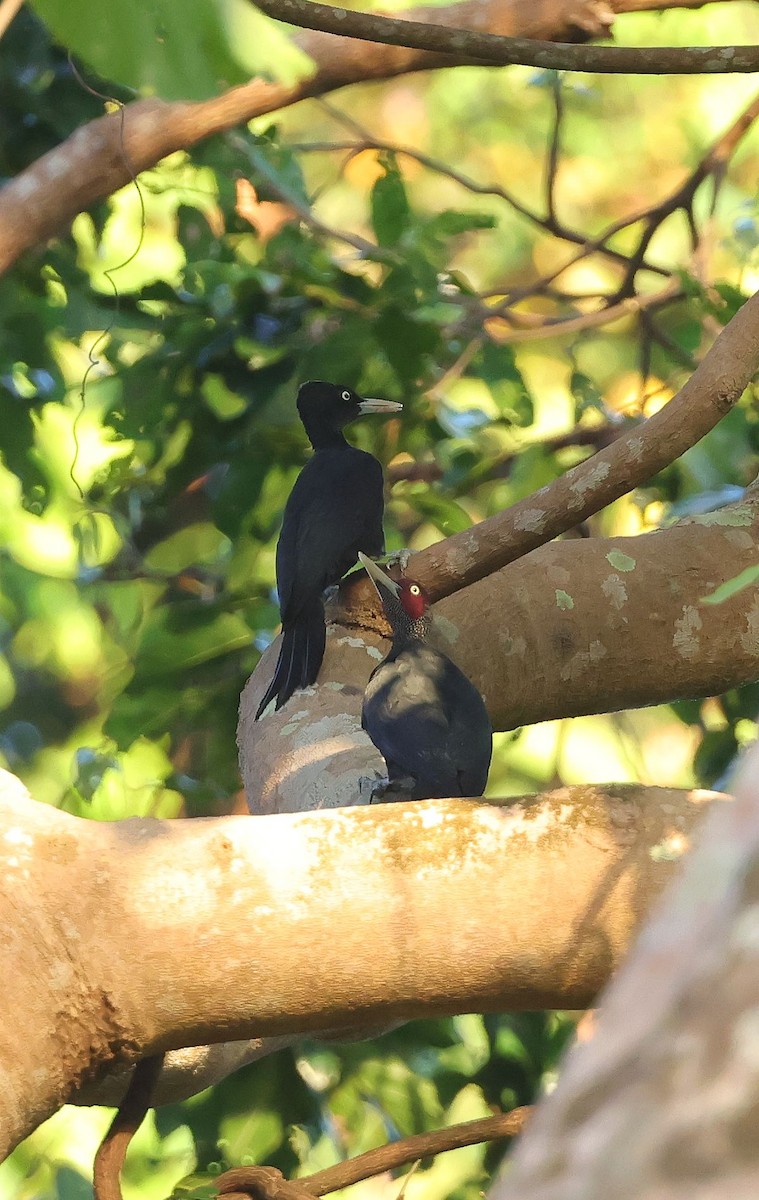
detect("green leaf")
(701, 564), (759, 605)
(406, 488), (472, 535)
(476, 341), (533, 426)
(135, 607), (252, 677)
(570, 370), (605, 417)
(144, 523), (231, 575)
(424, 210), (496, 238)
(29, 0), (314, 101)
(371, 157), (411, 247)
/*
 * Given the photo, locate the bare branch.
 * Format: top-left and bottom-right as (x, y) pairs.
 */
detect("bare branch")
(610, 89), (759, 301)
(364, 287), (759, 604)
(216, 1109), (532, 1199)
(92, 1055), (163, 1200)
(253, 0), (759, 74)
(485, 278), (683, 342)
(544, 73), (563, 228)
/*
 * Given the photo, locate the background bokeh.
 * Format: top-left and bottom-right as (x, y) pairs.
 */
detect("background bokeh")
(1, 3), (759, 1195)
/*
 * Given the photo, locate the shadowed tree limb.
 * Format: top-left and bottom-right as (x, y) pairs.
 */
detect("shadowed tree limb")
(92, 1055), (163, 1200)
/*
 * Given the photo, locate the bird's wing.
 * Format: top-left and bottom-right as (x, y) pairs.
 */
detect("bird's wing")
(277, 449), (385, 621)
(430, 649), (493, 794)
(362, 651), (462, 795)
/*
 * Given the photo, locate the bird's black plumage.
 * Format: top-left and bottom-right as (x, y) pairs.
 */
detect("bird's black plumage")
(359, 554), (492, 800)
(255, 382), (401, 718)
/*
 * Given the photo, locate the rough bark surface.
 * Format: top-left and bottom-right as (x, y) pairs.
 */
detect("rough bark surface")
(0, 768), (723, 1157)
(493, 743), (759, 1200)
(240, 496), (759, 814)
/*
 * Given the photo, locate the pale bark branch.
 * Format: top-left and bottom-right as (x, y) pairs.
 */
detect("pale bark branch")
(244, 491), (759, 813)
(0, 0), (744, 275)
(253, 0), (759, 74)
(492, 742), (759, 1200)
(0, 769), (724, 1157)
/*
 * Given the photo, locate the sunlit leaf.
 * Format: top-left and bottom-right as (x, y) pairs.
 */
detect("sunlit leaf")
(29, 0), (314, 100)
(701, 564), (759, 605)
(371, 156), (411, 247)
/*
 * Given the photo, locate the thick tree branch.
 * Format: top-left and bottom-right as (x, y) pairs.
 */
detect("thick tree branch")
(243, 492), (759, 812)
(253, 0), (759, 73)
(0, 0), (743, 274)
(0, 769), (724, 1157)
(493, 742), (759, 1200)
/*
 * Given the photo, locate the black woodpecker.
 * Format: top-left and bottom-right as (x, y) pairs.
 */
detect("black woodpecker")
(255, 382), (402, 719)
(359, 552), (493, 800)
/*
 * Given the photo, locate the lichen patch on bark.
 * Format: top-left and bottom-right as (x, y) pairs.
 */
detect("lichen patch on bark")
(673, 605), (703, 659)
(601, 573), (628, 610)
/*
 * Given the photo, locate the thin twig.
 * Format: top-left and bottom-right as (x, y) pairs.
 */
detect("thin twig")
(93, 1055), (164, 1200)
(252, 0), (759, 74)
(611, 90), (759, 300)
(293, 137), (545, 229)
(227, 133), (391, 263)
(306, 1108), (531, 1193)
(545, 73), (563, 228)
(215, 1109), (531, 1199)
(485, 279), (683, 343)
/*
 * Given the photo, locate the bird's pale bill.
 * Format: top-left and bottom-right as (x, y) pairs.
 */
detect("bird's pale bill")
(357, 398), (403, 415)
(358, 551), (401, 597)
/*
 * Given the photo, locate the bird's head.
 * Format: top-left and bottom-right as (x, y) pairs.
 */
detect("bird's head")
(358, 553), (431, 640)
(297, 381), (402, 446)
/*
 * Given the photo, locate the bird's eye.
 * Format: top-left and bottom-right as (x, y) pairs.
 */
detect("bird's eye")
(341, 389), (351, 402)
(409, 584), (421, 596)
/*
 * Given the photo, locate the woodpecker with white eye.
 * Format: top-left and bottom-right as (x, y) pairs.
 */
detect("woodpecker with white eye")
(358, 552), (492, 801)
(255, 382), (402, 718)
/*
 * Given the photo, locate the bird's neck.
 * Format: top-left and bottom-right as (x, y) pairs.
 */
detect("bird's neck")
(390, 615), (431, 653)
(303, 423), (348, 451)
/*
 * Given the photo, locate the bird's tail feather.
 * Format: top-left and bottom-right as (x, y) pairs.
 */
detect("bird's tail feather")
(255, 600), (326, 719)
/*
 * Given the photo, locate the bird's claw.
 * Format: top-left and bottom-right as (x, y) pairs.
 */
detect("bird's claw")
(379, 548), (412, 574)
(358, 772), (390, 805)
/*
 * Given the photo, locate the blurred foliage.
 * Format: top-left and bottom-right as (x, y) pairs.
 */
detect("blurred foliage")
(1, 2), (759, 1197)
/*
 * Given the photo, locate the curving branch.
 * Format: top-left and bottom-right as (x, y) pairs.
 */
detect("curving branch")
(216, 1109), (531, 1198)
(335, 287), (759, 608)
(0, 0), (745, 275)
(252, 0), (759, 73)
(0, 768), (725, 1157)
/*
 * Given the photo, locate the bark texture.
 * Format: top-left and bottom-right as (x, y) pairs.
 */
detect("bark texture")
(240, 495), (759, 814)
(0, 768), (723, 1158)
(493, 742), (759, 1200)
